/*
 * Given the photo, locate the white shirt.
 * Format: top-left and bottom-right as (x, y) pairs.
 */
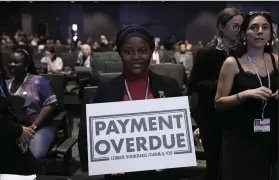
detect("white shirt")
(77, 55), (91, 67)
(41, 57), (63, 72)
(152, 51), (160, 62)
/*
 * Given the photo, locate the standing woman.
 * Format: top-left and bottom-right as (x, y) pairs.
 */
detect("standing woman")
(187, 7), (243, 180)
(79, 24), (182, 180)
(215, 11), (278, 180)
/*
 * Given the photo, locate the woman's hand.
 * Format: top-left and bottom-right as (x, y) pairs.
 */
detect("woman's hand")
(78, 52), (83, 59)
(20, 126), (35, 143)
(271, 90), (278, 99)
(29, 124), (37, 131)
(18, 140), (30, 154)
(240, 87), (272, 101)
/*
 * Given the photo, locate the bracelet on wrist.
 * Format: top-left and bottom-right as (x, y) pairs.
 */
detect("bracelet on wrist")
(236, 93), (242, 105)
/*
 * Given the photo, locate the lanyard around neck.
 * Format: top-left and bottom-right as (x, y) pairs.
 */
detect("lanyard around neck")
(245, 53), (271, 119)
(124, 77), (149, 101)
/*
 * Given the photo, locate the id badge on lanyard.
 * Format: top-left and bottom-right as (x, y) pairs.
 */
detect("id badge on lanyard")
(245, 54), (271, 133)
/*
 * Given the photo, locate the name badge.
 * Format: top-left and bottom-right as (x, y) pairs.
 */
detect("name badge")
(254, 118), (270, 132)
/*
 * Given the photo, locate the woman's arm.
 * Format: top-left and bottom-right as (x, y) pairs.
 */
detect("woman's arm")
(49, 58), (63, 73)
(271, 54), (278, 99)
(32, 77), (57, 128)
(32, 104), (54, 128)
(214, 57), (245, 111)
(273, 54), (278, 69)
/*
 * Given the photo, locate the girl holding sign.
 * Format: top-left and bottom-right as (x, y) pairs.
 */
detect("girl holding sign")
(81, 24), (184, 180)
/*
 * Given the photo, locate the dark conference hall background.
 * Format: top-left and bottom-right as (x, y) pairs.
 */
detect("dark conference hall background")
(0, 1), (278, 44)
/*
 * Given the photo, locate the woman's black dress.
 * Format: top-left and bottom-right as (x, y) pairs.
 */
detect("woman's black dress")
(221, 55), (278, 180)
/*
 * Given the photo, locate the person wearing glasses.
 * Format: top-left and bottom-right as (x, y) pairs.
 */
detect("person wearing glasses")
(215, 11), (278, 180)
(79, 24), (182, 180)
(187, 7), (243, 180)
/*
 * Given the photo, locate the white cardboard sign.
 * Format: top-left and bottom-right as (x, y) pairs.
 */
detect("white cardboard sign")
(86, 97), (197, 176)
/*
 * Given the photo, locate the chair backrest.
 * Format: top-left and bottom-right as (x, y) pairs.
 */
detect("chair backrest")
(32, 52), (43, 62)
(79, 86), (100, 172)
(93, 52), (111, 60)
(56, 46), (71, 55)
(74, 66), (92, 78)
(150, 64), (185, 88)
(95, 58), (118, 73)
(104, 62), (123, 73)
(40, 74), (65, 110)
(110, 53), (121, 61)
(99, 72), (121, 83)
(34, 62), (48, 73)
(60, 52), (77, 69)
(82, 86), (98, 104)
(161, 50), (175, 63)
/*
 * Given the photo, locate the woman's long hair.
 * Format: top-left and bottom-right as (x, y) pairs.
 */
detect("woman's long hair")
(229, 11), (275, 57)
(46, 47), (57, 61)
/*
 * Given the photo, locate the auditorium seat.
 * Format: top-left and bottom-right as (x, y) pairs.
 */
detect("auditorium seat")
(104, 61), (123, 73)
(60, 52), (77, 70)
(107, 51), (121, 61)
(150, 64), (185, 88)
(41, 74), (77, 175)
(78, 86), (99, 171)
(95, 58), (119, 73)
(92, 52), (111, 60)
(33, 52), (43, 62)
(99, 72), (121, 83)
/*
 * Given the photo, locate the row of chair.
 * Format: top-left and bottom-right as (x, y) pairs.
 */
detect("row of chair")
(33, 52), (123, 74)
(32, 51), (121, 62)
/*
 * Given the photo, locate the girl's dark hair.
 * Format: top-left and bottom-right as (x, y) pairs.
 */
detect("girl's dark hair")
(217, 7), (243, 37)
(229, 11), (274, 57)
(14, 49), (38, 75)
(45, 47), (57, 60)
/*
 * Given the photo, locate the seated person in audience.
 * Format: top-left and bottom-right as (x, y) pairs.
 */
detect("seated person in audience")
(92, 41), (100, 52)
(0, 51), (41, 174)
(80, 24), (182, 180)
(152, 41), (164, 64)
(7, 49), (58, 163)
(77, 44), (93, 67)
(174, 43), (193, 78)
(99, 35), (111, 52)
(185, 40), (192, 51)
(41, 47), (63, 73)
